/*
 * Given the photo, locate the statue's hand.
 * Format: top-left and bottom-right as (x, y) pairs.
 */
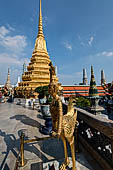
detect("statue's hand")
(76, 120), (79, 125)
(51, 131), (60, 138)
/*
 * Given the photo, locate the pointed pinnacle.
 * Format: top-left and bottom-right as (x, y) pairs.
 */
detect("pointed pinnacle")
(8, 68), (9, 72)
(37, 0), (44, 38)
(91, 65), (94, 75)
(90, 65), (97, 85)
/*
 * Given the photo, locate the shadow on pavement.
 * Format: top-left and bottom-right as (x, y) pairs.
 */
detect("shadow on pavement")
(37, 114), (44, 120)
(3, 163), (10, 170)
(30, 162), (43, 170)
(0, 129), (19, 170)
(0, 129), (49, 169)
(10, 114), (41, 128)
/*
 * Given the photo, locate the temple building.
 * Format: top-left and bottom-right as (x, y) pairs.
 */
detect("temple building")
(5, 68), (12, 90)
(62, 67), (106, 98)
(16, 0), (58, 97)
(62, 85), (105, 98)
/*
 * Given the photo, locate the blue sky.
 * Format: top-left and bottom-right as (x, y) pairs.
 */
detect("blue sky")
(0, 0), (113, 85)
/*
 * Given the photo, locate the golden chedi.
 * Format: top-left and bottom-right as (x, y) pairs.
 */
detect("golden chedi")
(16, 0), (58, 98)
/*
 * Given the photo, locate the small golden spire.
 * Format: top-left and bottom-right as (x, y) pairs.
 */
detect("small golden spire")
(38, 0), (44, 38)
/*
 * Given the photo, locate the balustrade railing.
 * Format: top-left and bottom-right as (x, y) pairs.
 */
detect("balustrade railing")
(75, 106), (113, 170)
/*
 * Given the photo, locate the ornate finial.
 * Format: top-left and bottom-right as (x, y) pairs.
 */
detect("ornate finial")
(37, 0), (44, 38)
(89, 66), (98, 97)
(8, 68), (10, 74)
(90, 65), (96, 83)
(91, 65), (94, 76)
(33, 0), (47, 52)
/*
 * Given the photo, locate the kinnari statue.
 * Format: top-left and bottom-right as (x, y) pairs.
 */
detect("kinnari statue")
(49, 63), (77, 170)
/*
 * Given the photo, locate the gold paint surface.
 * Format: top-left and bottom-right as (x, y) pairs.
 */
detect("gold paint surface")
(16, 0), (58, 97)
(49, 66), (77, 170)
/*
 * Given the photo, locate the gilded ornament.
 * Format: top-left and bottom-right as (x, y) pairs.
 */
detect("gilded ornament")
(49, 63), (77, 170)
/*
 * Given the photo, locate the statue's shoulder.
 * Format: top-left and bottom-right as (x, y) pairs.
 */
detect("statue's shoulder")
(57, 98), (62, 107)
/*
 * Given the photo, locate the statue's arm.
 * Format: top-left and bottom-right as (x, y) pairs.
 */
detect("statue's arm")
(57, 99), (63, 135)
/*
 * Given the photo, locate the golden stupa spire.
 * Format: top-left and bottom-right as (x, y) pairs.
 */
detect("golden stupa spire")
(37, 0), (44, 38)
(33, 0), (47, 52)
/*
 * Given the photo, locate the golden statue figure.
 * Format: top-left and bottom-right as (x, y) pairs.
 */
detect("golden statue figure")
(49, 62), (56, 83)
(48, 73), (77, 170)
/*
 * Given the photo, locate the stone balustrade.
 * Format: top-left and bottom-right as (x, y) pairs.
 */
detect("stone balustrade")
(63, 103), (113, 170)
(77, 107), (113, 170)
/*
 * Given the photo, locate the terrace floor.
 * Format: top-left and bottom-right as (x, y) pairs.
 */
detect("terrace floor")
(0, 102), (102, 170)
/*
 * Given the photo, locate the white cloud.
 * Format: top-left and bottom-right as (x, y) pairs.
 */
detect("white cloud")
(0, 53), (29, 65)
(62, 41), (72, 50)
(0, 26), (10, 38)
(88, 36), (94, 46)
(7, 24), (15, 31)
(78, 35), (85, 46)
(0, 25), (28, 84)
(78, 34), (94, 47)
(96, 51), (113, 57)
(0, 35), (27, 53)
(0, 26), (27, 53)
(0, 53), (20, 64)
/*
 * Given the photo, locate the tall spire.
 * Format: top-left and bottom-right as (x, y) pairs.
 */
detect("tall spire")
(101, 69), (106, 85)
(83, 68), (88, 85)
(23, 62), (27, 74)
(8, 68), (10, 74)
(33, 0), (47, 52)
(16, 0), (58, 98)
(89, 66), (98, 97)
(38, 0), (44, 38)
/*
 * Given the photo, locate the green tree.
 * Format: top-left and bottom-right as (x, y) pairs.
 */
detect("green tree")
(35, 86), (49, 99)
(76, 96), (90, 108)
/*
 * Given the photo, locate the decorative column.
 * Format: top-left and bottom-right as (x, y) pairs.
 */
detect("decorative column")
(88, 66), (104, 114)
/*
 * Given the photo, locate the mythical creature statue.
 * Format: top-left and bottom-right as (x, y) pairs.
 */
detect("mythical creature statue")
(48, 82), (77, 170)
(49, 62), (56, 83)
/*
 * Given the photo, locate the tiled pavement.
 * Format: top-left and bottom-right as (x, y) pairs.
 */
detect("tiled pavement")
(0, 102), (102, 170)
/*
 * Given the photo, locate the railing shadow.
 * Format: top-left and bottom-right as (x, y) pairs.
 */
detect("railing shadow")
(0, 129), (49, 169)
(0, 129), (19, 170)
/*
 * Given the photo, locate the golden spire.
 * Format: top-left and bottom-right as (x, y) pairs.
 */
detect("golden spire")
(33, 0), (47, 52)
(37, 0), (44, 38)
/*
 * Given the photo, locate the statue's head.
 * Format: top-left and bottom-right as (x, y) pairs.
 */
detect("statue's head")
(48, 83), (59, 98)
(68, 96), (76, 107)
(48, 82), (63, 98)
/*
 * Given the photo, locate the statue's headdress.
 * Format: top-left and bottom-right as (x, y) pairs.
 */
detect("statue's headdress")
(49, 62), (62, 95)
